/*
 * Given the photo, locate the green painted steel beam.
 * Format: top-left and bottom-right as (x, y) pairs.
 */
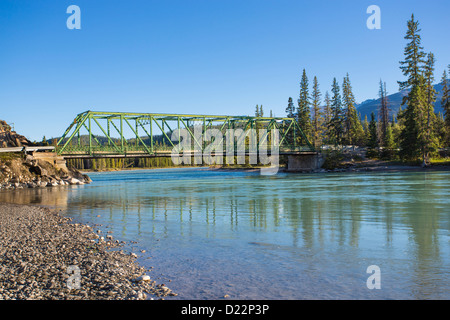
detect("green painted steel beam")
(56, 110), (316, 156)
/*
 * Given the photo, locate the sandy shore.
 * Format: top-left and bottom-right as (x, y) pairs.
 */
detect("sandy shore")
(0, 203), (175, 300)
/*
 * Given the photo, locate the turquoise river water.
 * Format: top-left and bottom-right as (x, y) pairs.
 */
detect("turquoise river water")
(1, 168), (449, 299)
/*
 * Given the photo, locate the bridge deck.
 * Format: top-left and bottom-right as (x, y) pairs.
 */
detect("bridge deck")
(56, 111), (317, 157)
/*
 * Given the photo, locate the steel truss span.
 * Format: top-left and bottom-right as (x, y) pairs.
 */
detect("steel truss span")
(56, 111), (315, 157)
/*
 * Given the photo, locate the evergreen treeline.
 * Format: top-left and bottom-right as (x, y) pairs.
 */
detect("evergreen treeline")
(284, 14), (450, 164)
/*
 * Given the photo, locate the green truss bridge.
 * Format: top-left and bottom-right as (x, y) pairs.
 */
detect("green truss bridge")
(56, 111), (318, 162)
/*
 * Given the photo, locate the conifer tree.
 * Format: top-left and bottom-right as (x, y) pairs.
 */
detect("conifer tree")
(328, 78), (343, 146)
(286, 97), (295, 118)
(362, 115), (370, 146)
(423, 52), (439, 161)
(322, 91), (332, 144)
(367, 112), (379, 158)
(381, 122), (396, 159)
(342, 74), (364, 146)
(255, 105), (260, 117)
(323, 91), (332, 125)
(441, 68), (450, 145)
(297, 69), (311, 140)
(397, 14), (428, 162)
(311, 76), (322, 147)
(378, 80), (390, 147)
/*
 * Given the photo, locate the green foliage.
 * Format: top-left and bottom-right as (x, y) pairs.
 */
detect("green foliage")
(441, 67), (450, 146)
(321, 150), (345, 170)
(380, 123), (397, 159)
(342, 74), (364, 146)
(0, 152), (20, 162)
(297, 69), (311, 140)
(285, 97), (295, 118)
(397, 14), (438, 163)
(367, 112), (379, 158)
(328, 78), (344, 146)
(311, 76), (322, 147)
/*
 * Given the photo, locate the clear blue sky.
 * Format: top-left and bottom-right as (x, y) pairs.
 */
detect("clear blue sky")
(1, 0), (449, 141)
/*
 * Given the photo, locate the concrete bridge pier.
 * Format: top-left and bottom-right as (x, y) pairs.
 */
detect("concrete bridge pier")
(286, 153), (324, 172)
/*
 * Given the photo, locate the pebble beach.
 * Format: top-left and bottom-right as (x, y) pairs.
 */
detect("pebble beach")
(0, 203), (175, 300)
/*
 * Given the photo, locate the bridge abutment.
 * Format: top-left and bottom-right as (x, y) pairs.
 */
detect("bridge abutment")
(286, 153), (324, 172)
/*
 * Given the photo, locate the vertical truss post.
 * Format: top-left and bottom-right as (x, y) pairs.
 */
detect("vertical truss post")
(135, 119), (139, 147)
(107, 119), (111, 146)
(88, 115), (92, 155)
(120, 114), (124, 153)
(150, 116), (154, 152)
(293, 120), (297, 150)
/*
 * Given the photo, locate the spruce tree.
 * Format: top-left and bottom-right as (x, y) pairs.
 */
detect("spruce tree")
(311, 76), (322, 147)
(362, 115), (370, 146)
(255, 105), (260, 117)
(342, 73), (363, 146)
(378, 80), (390, 147)
(423, 52), (439, 161)
(367, 112), (379, 158)
(398, 14), (426, 92)
(285, 97), (296, 146)
(286, 97), (295, 118)
(397, 14), (428, 162)
(441, 68), (450, 146)
(328, 78), (343, 147)
(381, 122), (396, 159)
(323, 91), (332, 144)
(297, 69), (311, 140)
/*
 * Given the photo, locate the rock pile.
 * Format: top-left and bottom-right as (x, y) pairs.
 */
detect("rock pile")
(0, 120), (32, 148)
(0, 155), (91, 191)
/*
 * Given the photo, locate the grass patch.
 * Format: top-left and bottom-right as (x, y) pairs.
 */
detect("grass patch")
(0, 152), (21, 162)
(429, 158), (450, 166)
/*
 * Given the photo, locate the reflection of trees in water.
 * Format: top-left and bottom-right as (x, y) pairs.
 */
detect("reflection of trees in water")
(0, 187), (71, 209)
(400, 173), (447, 298)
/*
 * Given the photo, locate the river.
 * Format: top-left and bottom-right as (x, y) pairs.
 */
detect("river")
(1, 168), (449, 299)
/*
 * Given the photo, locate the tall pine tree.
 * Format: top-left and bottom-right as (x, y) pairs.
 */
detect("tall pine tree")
(322, 91), (332, 144)
(423, 52), (439, 161)
(397, 14), (428, 162)
(342, 73), (364, 146)
(378, 80), (390, 147)
(441, 67), (450, 146)
(367, 112), (379, 158)
(328, 78), (343, 146)
(297, 69), (311, 140)
(311, 76), (322, 147)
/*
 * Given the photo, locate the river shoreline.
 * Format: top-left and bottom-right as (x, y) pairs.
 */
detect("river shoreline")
(78, 162), (450, 174)
(1, 163), (449, 301)
(0, 203), (175, 300)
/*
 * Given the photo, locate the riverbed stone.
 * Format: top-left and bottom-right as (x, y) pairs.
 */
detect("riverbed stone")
(0, 203), (175, 300)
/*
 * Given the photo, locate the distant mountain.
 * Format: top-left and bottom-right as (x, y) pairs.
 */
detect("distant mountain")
(356, 82), (446, 120)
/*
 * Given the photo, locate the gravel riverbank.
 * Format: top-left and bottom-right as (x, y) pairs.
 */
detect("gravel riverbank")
(0, 203), (175, 300)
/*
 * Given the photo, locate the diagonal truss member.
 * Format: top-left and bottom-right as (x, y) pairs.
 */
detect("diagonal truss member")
(56, 111), (315, 156)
